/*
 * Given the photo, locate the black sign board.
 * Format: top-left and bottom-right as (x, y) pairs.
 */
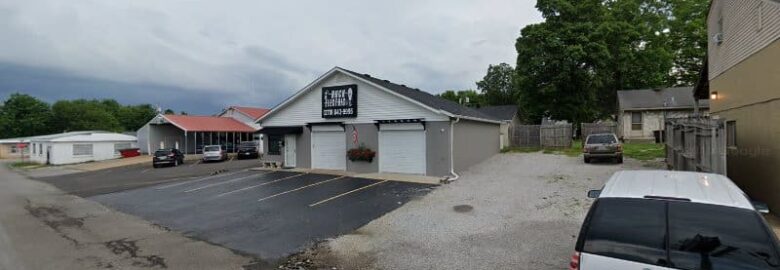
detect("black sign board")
(322, 84), (358, 118)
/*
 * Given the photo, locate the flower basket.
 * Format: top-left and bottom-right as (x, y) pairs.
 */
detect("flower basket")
(347, 145), (376, 162)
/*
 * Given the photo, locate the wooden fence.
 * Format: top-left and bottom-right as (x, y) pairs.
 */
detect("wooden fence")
(581, 122), (617, 138)
(510, 124), (572, 148)
(665, 117), (727, 175)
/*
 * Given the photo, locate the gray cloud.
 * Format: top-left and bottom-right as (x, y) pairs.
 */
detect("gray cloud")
(0, 0), (541, 113)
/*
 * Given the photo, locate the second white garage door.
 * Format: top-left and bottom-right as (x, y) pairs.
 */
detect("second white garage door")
(311, 126), (346, 170)
(379, 123), (426, 175)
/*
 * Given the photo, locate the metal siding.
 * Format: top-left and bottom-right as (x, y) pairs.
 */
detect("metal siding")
(710, 0), (780, 80)
(261, 72), (448, 127)
(425, 121), (452, 177)
(452, 119), (500, 172)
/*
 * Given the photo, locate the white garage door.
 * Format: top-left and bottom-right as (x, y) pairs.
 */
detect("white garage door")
(379, 123), (426, 175)
(311, 125), (346, 170)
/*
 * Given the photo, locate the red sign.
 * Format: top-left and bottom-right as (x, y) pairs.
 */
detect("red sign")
(16, 143), (27, 149)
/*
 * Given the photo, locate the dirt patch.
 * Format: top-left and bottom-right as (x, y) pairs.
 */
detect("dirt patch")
(453, 204), (474, 213)
(104, 238), (167, 268)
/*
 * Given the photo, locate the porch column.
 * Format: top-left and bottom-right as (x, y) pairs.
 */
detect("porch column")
(184, 131), (188, 154)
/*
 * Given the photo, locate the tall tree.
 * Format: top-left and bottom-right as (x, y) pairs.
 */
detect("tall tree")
(476, 63), (517, 106)
(118, 104), (157, 131)
(513, 0), (707, 124)
(50, 100), (123, 132)
(0, 93), (53, 138)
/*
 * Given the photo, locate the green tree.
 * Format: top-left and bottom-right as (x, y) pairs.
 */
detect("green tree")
(118, 104), (157, 131)
(513, 0), (707, 124)
(0, 93), (53, 138)
(438, 90), (485, 107)
(476, 63), (517, 106)
(163, 109), (175, 115)
(50, 100), (122, 132)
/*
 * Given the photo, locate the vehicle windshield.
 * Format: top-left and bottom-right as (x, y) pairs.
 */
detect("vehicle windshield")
(579, 198), (780, 269)
(587, 135), (616, 144)
(204, 146), (220, 152)
(154, 150), (171, 157)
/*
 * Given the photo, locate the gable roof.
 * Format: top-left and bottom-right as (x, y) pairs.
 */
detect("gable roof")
(617, 87), (709, 111)
(339, 68), (498, 122)
(162, 115), (256, 132)
(229, 106), (270, 120)
(257, 67), (500, 124)
(475, 105), (518, 121)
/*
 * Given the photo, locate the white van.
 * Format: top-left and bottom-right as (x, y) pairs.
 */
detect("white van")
(572, 170), (779, 270)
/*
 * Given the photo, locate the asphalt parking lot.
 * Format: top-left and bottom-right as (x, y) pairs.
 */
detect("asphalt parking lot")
(89, 170), (435, 262)
(34, 158), (262, 197)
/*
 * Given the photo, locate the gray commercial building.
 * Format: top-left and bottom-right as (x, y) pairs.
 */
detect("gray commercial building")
(257, 67), (502, 177)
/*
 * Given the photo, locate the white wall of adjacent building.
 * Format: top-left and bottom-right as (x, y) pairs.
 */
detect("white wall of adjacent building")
(28, 141), (136, 165)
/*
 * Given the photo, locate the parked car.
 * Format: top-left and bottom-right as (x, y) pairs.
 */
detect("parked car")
(236, 141), (260, 159)
(152, 148), (184, 168)
(582, 133), (622, 163)
(202, 145), (228, 162)
(571, 170), (778, 270)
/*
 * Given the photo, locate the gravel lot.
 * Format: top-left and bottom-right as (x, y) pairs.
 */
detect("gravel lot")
(296, 152), (662, 270)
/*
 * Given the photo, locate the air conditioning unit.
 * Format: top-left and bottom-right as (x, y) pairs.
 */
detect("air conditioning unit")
(713, 33), (724, 45)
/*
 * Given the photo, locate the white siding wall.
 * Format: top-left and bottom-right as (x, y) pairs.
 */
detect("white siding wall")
(621, 110), (704, 140)
(29, 141), (137, 165)
(261, 72), (449, 127)
(709, 0), (780, 79)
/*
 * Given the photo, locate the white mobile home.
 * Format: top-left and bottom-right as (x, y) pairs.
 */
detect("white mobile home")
(28, 131), (137, 165)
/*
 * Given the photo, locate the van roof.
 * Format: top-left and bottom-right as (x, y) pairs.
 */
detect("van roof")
(599, 170), (753, 210)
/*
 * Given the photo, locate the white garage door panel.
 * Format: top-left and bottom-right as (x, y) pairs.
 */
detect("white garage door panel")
(311, 131), (346, 170)
(379, 130), (426, 175)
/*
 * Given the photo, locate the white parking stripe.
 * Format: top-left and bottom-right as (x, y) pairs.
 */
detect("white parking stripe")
(154, 170), (246, 190)
(189, 160), (201, 167)
(140, 169), (151, 174)
(214, 173), (305, 198)
(257, 176), (345, 202)
(309, 180), (389, 207)
(184, 172), (271, 193)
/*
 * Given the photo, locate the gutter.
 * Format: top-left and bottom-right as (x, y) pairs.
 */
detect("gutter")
(446, 117), (461, 183)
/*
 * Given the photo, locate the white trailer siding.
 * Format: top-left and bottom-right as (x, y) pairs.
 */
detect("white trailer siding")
(28, 131), (137, 165)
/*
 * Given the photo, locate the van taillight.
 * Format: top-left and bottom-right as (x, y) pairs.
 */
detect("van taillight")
(569, 251), (580, 270)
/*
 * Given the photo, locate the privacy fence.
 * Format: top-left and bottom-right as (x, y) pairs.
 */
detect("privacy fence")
(664, 117), (727, 175)
(510, 124), (572, 148)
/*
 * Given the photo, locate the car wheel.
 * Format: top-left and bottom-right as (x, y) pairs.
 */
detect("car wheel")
(174, 159), (179, 166)
(617, 156), (623, 164)
(153, 164), (159, 168)
(584, 157), (590, 163)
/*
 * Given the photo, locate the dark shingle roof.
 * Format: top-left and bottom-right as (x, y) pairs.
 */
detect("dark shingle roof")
(475, 105), (518, 121)
(617, 87), (709, 110)
(340, 68), (498, 122)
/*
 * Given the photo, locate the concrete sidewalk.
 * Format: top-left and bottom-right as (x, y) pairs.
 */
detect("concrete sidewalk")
(0, 161), (255, 270)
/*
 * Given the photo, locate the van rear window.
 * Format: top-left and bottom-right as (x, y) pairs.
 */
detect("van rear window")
(581, 198), (668, 266)
(668, 201), (780, 270)
(587, 135), (616, 144)
(578, 198), (780, 269)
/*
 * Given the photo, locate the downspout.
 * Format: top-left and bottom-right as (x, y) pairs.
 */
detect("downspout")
(448, 117), (461, 182)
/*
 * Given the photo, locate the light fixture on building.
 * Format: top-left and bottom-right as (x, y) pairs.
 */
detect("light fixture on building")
(711, 91), (719, 100)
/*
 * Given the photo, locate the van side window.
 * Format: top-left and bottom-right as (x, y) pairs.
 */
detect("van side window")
(581, 198), (668, 266)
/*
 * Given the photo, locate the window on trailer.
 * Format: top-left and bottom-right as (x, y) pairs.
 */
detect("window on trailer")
(73, 144), (94, 156)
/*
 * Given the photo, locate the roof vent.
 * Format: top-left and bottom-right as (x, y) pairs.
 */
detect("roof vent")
(383, 80), (390, 83)
(401, 84), (406, 87)
(363, 73), (371, 77)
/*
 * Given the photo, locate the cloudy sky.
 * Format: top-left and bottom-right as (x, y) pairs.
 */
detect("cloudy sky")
(0, 1), (542, 114)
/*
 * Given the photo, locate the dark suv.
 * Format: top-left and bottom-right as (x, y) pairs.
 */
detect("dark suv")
(236, 141), (260, 159)
(152, 148), (184, 168)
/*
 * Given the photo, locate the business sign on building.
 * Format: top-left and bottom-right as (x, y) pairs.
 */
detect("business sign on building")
(322, 84), (358, 118)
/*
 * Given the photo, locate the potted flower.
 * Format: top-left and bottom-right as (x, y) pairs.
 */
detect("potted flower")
(347, 144), (376, 162)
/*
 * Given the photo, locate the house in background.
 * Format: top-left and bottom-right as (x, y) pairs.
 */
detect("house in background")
(617, 87), (708, 140)
(694, 0), (780, 211)
(27, 131), (137, 165)
(476, 105), (519, 149)
(136, 106), (269, 154)
(0, 137), (30, 159)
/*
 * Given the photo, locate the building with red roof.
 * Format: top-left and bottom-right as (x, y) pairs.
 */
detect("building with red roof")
(136, 105), (269, 154)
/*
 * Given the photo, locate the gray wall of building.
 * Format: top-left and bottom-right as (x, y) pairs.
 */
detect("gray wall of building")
(137, 124), (150, 154)
(296, 127), (312, 168)
(346, 123), (379, 173)
(261, 134), (284, 163)
(453, 119), (500, 172)
(426, 121), (452, 177)
(148, 124), (184, 153)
